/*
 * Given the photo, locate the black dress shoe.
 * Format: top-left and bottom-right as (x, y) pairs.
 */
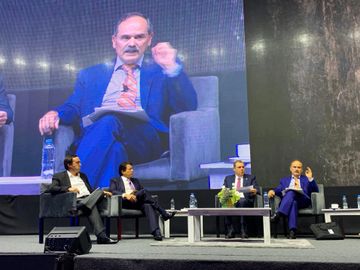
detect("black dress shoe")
(162, 211), (176, 221)
(152, 230), (163, 241)
(225, 233), (235, 239)
(240, 232), (248, 239)
(288, 230), (296, 239)
(97, 236), (118, 244)
(270, 212), (281, 223)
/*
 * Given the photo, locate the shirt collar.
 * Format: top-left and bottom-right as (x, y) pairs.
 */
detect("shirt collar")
(67, 170), (79, 178)
(114, 56), (144, 71)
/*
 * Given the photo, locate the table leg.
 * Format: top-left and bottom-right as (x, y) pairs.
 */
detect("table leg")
(324, 213), (332, 223)
(194, 216), (201, 241)
(263, 215), (271, 244)
(200, 216), (204, 238)
(188, 216), (195, 243)
(164, 219), (170, 238)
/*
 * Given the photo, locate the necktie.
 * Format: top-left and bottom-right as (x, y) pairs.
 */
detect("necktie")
(236, 177), (241, 191)
(117, 65), (138, 109)
(294, 177), (300, 189)
(128, 179), (136, 191)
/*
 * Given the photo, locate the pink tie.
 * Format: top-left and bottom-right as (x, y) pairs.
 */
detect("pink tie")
(128, 179), (136, 191)
(117, 65), (138, 109)
(236, 177), (241, 191)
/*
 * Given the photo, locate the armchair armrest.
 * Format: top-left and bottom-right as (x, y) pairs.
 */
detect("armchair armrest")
(39, 192), (77, 218)
(98, 195), (122, 217)
(169, 109), (220, 180)
(310, 192), (323, 215)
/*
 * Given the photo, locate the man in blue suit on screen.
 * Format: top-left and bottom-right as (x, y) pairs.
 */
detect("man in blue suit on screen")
(0, 75), (13, 128)
(268, 159), (319, 239)
(38, 12), (197, 187)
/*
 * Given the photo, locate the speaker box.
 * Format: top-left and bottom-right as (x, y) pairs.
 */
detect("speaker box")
(44, 226), (92, 254)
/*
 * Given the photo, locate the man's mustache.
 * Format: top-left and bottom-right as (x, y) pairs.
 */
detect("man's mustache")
(124, 47), (139, 53)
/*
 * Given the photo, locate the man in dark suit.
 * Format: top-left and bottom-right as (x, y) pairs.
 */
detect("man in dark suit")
(0, 75), (13, 128)
(47, 154), (118, 244)
(38, 12), (197, 188)
(222, 160), (259, 239)
(268, 159), (319, 239)
(109, 161), (175, 241)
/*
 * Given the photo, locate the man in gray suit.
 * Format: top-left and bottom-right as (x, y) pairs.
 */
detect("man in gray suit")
(222, 160), (259, 239)
(47, 154), (117, 244)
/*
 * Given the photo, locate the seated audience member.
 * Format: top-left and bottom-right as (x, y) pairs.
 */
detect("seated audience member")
(222, 160), (259, 239)
(0, 75), (13, 128)
(47, 154), (118, 244)
(109, 161), (175, 241)
(268, 159), (319, 239)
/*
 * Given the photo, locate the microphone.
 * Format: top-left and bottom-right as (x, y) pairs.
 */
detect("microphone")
(122, 84), (129, 92)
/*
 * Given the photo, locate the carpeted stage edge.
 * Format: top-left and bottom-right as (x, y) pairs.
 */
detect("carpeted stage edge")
(74, 258), (360, 270)
(2, 254), (360, 270)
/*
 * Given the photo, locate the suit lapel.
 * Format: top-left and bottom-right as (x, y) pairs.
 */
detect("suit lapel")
(118, 177), (126, 193)
(62, 171), (71, 187)
(140, 61), (157, 110)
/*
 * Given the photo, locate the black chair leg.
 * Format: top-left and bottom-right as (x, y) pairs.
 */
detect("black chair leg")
(117, 217), (122, 241)
(135, 218), (139, 238)
(39, 218), (44, 244)
(216, 216), (220, 238)
(105, 217), (111, 237)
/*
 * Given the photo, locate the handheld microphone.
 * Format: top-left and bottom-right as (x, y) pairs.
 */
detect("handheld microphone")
(122, 84), (129, 92)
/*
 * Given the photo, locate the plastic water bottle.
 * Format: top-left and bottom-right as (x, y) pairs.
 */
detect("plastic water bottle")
(41, 138), (55, 179)
(342, 195), (348, 209)
(263, 192), (269, 208)
(189, 193), (197, 208)
(357, 195), (360, 209)
(170, 198), (175, 210)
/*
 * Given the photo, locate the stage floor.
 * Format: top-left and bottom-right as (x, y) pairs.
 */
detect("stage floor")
(1, 234), (360, 264)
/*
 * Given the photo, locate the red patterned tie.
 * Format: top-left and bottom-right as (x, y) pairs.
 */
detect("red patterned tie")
(236, 177), (241, 191)
(117, 65), (138, 109)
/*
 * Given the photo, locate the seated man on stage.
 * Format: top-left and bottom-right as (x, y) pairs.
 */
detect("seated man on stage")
(47, 154), (118, 244)
(109, 161), (175, 241)
(222, 160), (259, 239)
(268, 159), (319, 239)
(0, 75), (13, 128)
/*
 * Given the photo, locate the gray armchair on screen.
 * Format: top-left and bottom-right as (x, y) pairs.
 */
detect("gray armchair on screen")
(0, 94), (16, 176)
(271, 184), (325, 237)
(53, 76), (220, 182)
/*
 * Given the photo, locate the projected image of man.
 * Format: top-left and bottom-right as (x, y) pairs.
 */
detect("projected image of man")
(38, 12), (197, 187)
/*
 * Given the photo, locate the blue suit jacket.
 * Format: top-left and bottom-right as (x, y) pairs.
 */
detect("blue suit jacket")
(274, 175), (319, 200)
(0, 75), (13, 124)
(56, 59), (197, 133)
(109, 177), (143, 195)
(223, 174), (259, 203)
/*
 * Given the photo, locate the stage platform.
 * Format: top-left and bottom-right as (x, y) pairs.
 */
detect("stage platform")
(1, 234), (360, 270)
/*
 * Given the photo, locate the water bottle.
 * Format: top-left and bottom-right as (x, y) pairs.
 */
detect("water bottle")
(357, 195), (360, 209)
(189, 193), (197, 208)
(41, 138), (55, 179)
(170, 198), (175, 210)
(263, 192), (269, 208)
(342, 195), (348, 209)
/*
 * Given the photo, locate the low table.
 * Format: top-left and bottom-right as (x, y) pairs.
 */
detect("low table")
(159, 209), (203, 238)
(322, 208), (360, 222)
(187, 207), (271, 244)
